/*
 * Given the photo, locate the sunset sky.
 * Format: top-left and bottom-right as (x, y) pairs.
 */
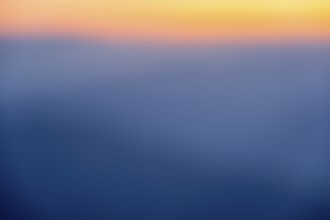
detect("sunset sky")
(1, 0), (330, 43)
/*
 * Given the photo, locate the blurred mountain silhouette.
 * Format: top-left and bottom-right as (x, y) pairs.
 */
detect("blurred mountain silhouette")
(1, 38), (330, 220)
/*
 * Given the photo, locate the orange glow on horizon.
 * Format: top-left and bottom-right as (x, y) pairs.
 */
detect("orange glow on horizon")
(1, 0), (330, 43)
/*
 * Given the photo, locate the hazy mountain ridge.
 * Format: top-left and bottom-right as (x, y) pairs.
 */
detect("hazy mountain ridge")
(1, 38), (330, 220)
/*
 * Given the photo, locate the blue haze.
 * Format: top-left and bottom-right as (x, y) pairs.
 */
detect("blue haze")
(1, 38), (330, 220)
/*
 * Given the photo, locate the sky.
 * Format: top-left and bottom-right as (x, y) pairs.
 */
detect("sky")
(1, 0), (330, 43)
